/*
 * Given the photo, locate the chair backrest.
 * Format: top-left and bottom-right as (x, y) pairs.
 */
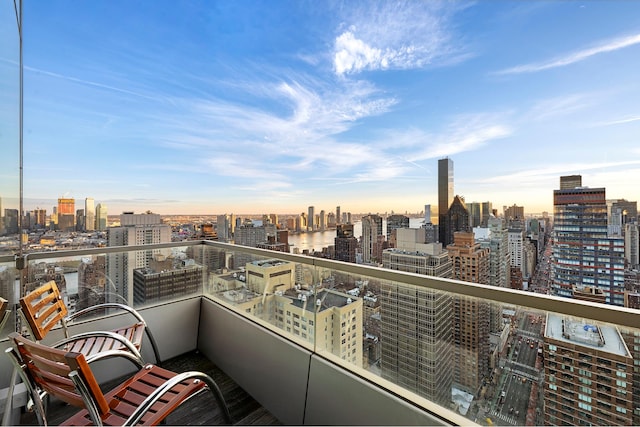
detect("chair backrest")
(20, 280), (68, 341)
(9, 332), (110, 417)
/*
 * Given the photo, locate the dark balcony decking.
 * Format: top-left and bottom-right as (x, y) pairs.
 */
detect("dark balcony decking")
(19, 350), (282, 426)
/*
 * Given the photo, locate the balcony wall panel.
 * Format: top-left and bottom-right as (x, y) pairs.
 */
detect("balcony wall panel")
(198, 297), (310, 425)
(306, 355), (457, 426)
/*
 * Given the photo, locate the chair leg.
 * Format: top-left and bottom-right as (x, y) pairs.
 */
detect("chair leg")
(202, 375), (233, 425)
(1, 368), (19, 426)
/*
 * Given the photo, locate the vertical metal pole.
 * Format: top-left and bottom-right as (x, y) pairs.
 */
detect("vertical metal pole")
(3, 2), (23, 425)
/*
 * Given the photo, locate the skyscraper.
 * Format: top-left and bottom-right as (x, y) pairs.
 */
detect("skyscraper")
(85, 197), (95, 231)
(625, 223), (639, 268)
(447, 231), (490, 392)
(95, 203), (108, 231)
(361, 214), (383, 264)
(543, 314), (633, 425)
(57, 198), (75, 231)
(308, 206), (315, 231)
(479, 217), (511, 289)
(107, 212), (171, 303)
(438, 158), (453, 245)
(380, 240), (453, 405)
(386, 214), (409, 245)
(443, 195), (469, 247)
(334, 224), (357, 263)
(552, 176), (625, 306)
(467, 202), (482, 228)
(503, 204), (524, 221)
(217, 214), (231, 241)
(336, 206), (341, 225)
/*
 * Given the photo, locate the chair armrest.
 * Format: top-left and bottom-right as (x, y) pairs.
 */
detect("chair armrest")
(124, 371), (233, 426)
(64, 303), (147, 326)
(52, 330), (145, 368)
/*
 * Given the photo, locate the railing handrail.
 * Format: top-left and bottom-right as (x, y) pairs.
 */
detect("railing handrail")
(10, 239), (640, 330)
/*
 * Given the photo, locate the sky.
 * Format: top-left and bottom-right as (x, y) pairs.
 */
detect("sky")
(9, 1), (640, 215)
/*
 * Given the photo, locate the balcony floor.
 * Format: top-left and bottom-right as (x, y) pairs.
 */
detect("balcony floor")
(19, 350), (282, 426)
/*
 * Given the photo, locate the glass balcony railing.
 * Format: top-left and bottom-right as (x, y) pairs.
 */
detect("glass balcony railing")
(2, 241), (639, 426)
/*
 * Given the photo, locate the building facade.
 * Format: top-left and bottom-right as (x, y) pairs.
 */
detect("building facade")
(107, 212), (171, 303)
(361, 214), (383, 264)
(543, 314), (634, 426)
(447, 231), (490, 392)
(438, 158), (454, 246)
(552, 178), (626, 306)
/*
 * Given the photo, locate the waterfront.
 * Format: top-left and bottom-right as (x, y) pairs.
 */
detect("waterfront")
(287, 218), (425, 252)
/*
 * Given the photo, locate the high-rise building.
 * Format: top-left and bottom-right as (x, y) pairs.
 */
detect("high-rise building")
(467, 202), (482, 228)
(133, 256), (201, 305)
(559, 174), (582, 190)
(361, 214), (383, 264)
(75, 209), (85, 232)
(217, 214), (231, 241)
(107, 212), (171, 302)
(443, 195), (469, 247)
(478, 217), (510, 289)
(57, 198), (75, 231)
(336, 206), (341, 225)
(308, 206), (315, 231)
(95, 203), (108, 231)
(543, 314), (633, 426)
(319, 210), (326, 231)
(85, 198), (95, 231)
(386, 214), (409, 245)
(625, 223), (639, 268)
(380, 246), (453, 405)
(227, 259), (363, 367)
(334, 224), (357, 263)
(382, 234), (452, 277)
(77, 255), (106, 311)
(503, 204), (524, 221)
(447, 231), (490, 392)
(552, 177), (626, 305)
(508, 226), (524, 272)
(608, 199), (638, 237)
(481, 201), (493, 227)
(33, 209), (46, 230)
(3, 209), (18, 235)
(438, 158), (453, 245)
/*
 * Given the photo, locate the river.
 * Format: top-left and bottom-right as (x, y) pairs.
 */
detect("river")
(286, 218), (425, 252)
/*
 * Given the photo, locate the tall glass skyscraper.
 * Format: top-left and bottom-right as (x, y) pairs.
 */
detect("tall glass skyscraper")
(438, 158), (453, 246)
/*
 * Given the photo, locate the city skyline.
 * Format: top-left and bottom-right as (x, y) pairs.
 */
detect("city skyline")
(14, 1), (640, 215)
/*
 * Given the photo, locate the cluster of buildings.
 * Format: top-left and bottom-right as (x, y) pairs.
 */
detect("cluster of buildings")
(3, 156), (640, 425)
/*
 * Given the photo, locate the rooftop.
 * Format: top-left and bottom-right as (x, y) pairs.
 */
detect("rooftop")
(545, 313), (631, 357)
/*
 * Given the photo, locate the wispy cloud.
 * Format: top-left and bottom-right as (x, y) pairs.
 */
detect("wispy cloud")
(332, 2), (467, 75)
(496, 33), (640, 75)
(478, 160), (640, 184)
(407, 114), (513, 162)
(24, 65), (159, 100)
(595, 115), (640, 127)
(524, 93), (594, 121)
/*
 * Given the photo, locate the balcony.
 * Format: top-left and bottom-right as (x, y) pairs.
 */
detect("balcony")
(1, 240), (639, 426)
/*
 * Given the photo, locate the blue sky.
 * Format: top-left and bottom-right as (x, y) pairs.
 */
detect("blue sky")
(17, 1), (640, 216)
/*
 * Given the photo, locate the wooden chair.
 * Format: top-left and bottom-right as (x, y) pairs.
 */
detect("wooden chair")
(6, 332), (232, 426)
(19, 280), (161, 365)
(0, 296), (10, 332)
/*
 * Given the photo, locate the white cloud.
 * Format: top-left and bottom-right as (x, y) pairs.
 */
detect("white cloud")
(407, 115), (513, 162)
(496, 33), (640, 75)
(596, 115), (640, 127)
(525, 94), (594, 121)
(477, 160), (640, 184)
(332, 2), (464, 75)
